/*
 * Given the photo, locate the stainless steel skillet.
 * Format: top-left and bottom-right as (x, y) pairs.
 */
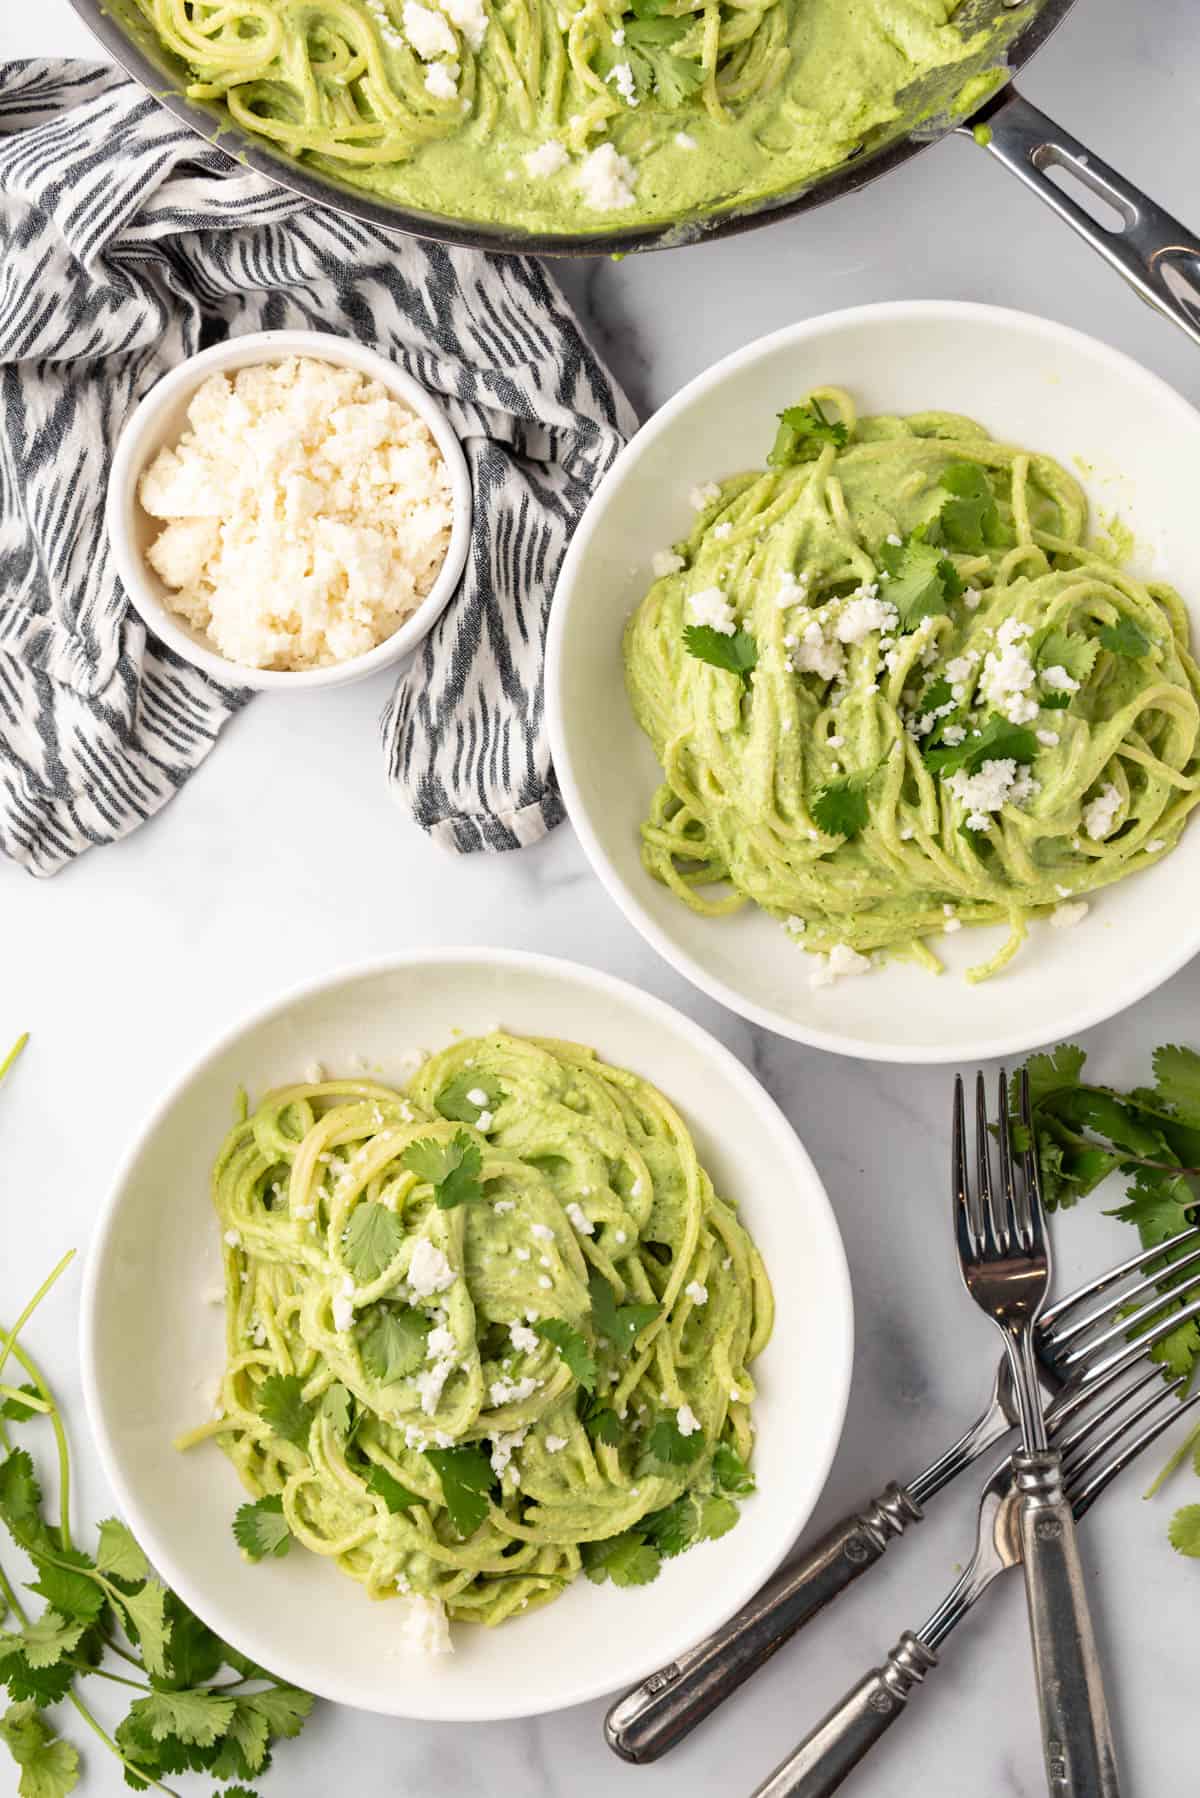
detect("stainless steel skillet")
(68, 0), (1200, 343)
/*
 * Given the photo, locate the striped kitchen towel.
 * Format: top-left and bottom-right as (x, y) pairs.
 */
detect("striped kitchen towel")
(0, 61), (635, 876)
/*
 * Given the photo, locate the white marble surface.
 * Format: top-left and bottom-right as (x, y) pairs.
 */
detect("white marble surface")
(4, 2), (1200, 1792)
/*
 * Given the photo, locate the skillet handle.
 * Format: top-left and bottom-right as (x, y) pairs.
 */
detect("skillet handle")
(963, 88), (1200, 349)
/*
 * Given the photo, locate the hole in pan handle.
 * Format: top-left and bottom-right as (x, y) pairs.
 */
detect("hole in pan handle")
(961, 87), (1200, 350)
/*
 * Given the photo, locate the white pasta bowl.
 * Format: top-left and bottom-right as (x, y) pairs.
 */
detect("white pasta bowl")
(105, 329), (472, 692)
(547, 301), (1200, 1063)
(80, 949), (852, 1721)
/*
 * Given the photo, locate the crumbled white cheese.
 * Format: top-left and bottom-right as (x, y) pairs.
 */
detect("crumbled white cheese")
(1041, 664), (1079, 694)
(396, 1594), (454, 1657)
(509, 1321), (539, 1354)
(530, 1222), (554, 1241)
(676, 1403), (701, 1437)
(332, 1289), (355, 1333)
(537, 1274), (553, 1290)
(565, 1202), (594, 1236)
(792, 618), (844, 681)
(493, 1199), (515, 1215)
(809, 943), (872, 989)
(605, 61), (639, 106)
(414, 1356), (454, 1415)
(963, 586), (981, 609)
(474, 1110), (494, 1133)
(1147, 837), (1166, 853)
(675, 131), (698, 149)
(1051, 901), (1090, 929)
(776, 571), (810, 610)
(687, 587), (735, 634)
(223, 1229), (241, 1248)
(490, 1426), (527, 1477)
(611, 23), (625, 41)
(440, 0), (488, 48)
(426, 1325), (456, 1359)
(1036, 729), (1060, 748)
(836, 594), (898, 644)
(545, 1434), (568, 1453)
(1082, 783), (1121, 841)
(424, 59), (460, 98)
(465, 1086), (489, 1107)
(689, 481), (721, 511)
(141, 358), (453, 671)
(576, 143), (637, 211)
(980, 617), (1038, 724)
(490, 1374), (539, 1407)
(523, 140), (568, 178)
(684, 1280), (708, 1306)
(407, 1239), (455, 1297)
(652, 549), (685, 578)
(945, 757), (1037, 830)
(403, 1), (456, 57)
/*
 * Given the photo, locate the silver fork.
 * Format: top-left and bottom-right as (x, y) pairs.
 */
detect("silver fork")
(749, 1342), (1200, 1796)
(954, 1069), (1117, 1798)
(606, 1224), (1200, 1764)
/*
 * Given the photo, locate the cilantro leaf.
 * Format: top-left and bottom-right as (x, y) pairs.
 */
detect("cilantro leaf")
(644, 1415), (704, 1468)
(218, 1788), (260, 1798)
(933, 462), (1006, 553)
(19, 1612), (85, 1672)
(648, 49), (704, 107)
(533, 1320), (596, 1393)
(811, 778), (869, 841)
(0, 1701), (79, 1798)
(318, 1381), (355, 1438)
(255, 1375), (314, 1451)
(232, 1495), (292, 1562)
(1168, 1504), (1200, 1556)
(425, 1446), (495, 1538)
(402, 1133), (483, 1210)
(366, 1465), (423, 1514)
(0, 1451), (54, 1559)
(1098, 617), (1150, 659)
(879, 534), (962, 630)
(95, 1518), (149, 1585)
(237, 1685), (312, 1740)
(358, 1304), (430, 1384)
(124, 1689), (236, 1748)
(644, 1492), (739, 1558)
(577, 1390), (622, 1445)
(1, 1654), (74, 1709)
(161, 1598), (224, 1690)
(580, 1531), (661, 1587)
(1021, 1043), (1086, 1106)
(342, 1201), (405, 1283)
(767, 398), (848, 469)
(923, 713), (1038, 777)
(114, 1581), (171, 1680)
(1151, 1045), (1200, 1125)
(1036, 628), (1098, 685)
(435, 1072), (502, 1125)
(26, 1550), (105, 1625)
(683, 625), (757, 684)
(712, 1442), (756, 1494)
(588, 1271), (659, 1353)
(0, 1386), (41, 1425)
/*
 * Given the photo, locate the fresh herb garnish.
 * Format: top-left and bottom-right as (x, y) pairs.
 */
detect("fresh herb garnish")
(402, 1132), (483, 1209)
(767, 398), (848, 469)
(357, 1303), (431, 1383)
(424, 1446), (496, 1538)
(879, 533), (963, 630)
(435, 1071), (502, 1125)
(683, 625), (758, 684)
(923, 714), (1038, 777)
(712, 1441), (756, 1494)
(643, 1414), (704, 1469)
(1036, 628), (1097, 685)
(811, 778), (869, 841)
(0, 1205), (311, 1795)
(366, 1466), (423, 1514)
(580, 1530), (662, 1588)
(1098, 617), (1151, 659)
(576, 1390), (622, 1445)
(341, 1200), (405, 1282)
(533, 1320), (597, 1392)
(644, 1490), (738, 1557)
(588, 1270), (659, 1352)
(932, 462), (1007, 554)
(233, 1494), (293, 1562)
(255, 1374), (315, 1450)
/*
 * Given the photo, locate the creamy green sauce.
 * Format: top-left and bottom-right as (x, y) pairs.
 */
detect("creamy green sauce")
(134, 0), (1012, 234)
(625, 390), (1200, 981)
(183, 1034), (773, 1628)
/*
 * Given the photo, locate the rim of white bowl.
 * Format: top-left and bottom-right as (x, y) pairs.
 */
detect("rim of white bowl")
(547, 298), (1200, 1065)
(105, 328), (473, 692)
(79, 946), (853, 1719)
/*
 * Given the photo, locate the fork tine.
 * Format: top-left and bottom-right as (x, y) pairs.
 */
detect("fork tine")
(1041, 1232), (1200, 1359)
(1019, 1070), (1046, 1256)
(1060, 1372), (1187, 1487)
(952, 1075), (976, 1263)
(1070, 1390), (1200, 1520)
(1054, 1274), (1200, 1376)
(1050, 1289), (1200, 1429)
(974, 1071), (1001, 1255)
(1052, 1362), (1164, 1462)
(1041, 1223), (1200, 1334)
(994, 1068), (1019, 1254)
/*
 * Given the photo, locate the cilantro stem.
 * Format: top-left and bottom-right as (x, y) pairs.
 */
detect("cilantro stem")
(1143, 1415), (1200, 1499)
(5, 1329), (75, 1548)
(0, 1382), (52, 1415)
(0, 1032), (28, 1087)
(64, 1690), (181, 1798)
(59, 1657), (149, 1692)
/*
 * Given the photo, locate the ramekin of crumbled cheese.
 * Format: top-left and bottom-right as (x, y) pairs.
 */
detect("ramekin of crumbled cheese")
(106, 332), (471, 690)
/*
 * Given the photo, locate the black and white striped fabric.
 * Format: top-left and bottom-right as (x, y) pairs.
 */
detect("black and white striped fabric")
(0, 61), (635, 876)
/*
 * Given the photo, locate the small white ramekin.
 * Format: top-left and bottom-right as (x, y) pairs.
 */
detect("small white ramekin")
(105, 329), (472, 692)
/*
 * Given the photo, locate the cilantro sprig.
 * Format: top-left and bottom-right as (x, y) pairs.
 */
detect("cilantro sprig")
(0, 1233), (312, 1798)
(879, 532), (963, 630)
(402, 1132), (483, 1209)
(435, 1071), (502, 1125)
(533, 1319), (596, 1392)
(1098, 617), (1151, 659)
(683, 625), (758, 684)
(767, 398), (848, 469)
(1016, 1039), (1200, 1554)
(931, 462), (1008, 554)
(923, 713), (1038, 778)
(588, 1271), (659, 1353)
(424, 1446), (496, 1538)
(811, 778), (869, 841)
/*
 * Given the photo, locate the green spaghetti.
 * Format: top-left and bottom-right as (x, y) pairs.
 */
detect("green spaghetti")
(128, 0), (1005, 232)
(179, 1033), (773, 1633)
(625, 387), (1200, 983)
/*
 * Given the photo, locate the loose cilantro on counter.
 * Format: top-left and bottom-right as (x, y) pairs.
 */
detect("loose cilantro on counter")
(1016, 1039), (1200, 1555)
(0, 1039), (313, 1797)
